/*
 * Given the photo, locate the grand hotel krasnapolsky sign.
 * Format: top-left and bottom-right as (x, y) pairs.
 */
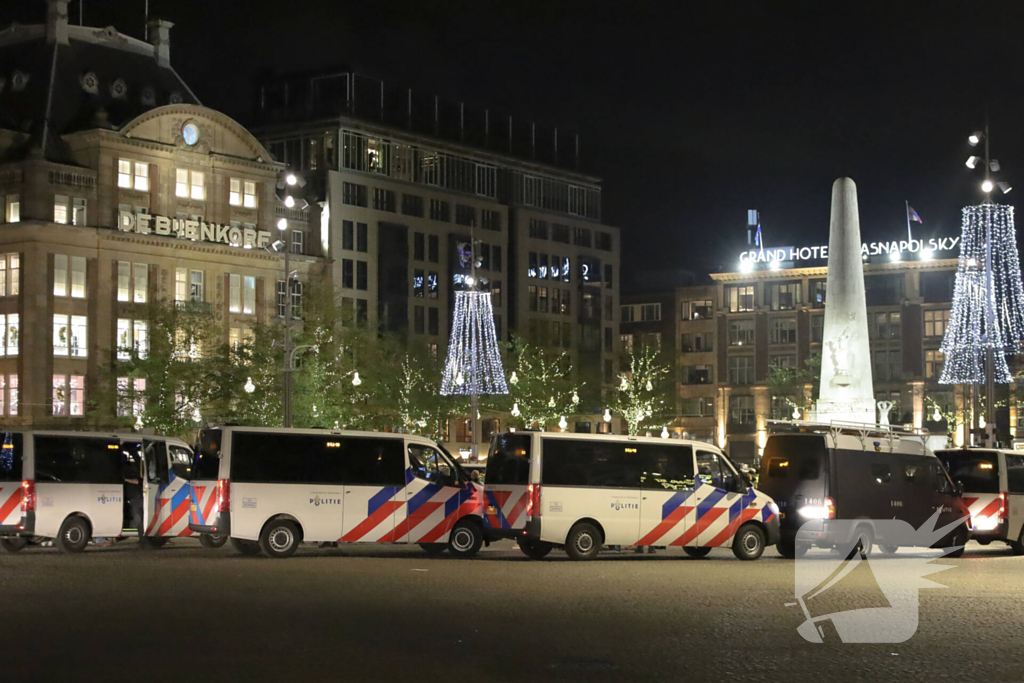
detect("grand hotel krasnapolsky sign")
(738, 235), (962, 265)
(117, 211), (273, 249)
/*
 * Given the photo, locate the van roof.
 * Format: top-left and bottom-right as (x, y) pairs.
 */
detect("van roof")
(0, 430), (122, 438)
(207, 425), (440, 447)
(766, 430), (935, 457)
(496, 430), (721, 450)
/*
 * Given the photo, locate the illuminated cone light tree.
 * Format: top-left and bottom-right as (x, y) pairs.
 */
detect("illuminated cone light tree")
(440, 237), (508, 457)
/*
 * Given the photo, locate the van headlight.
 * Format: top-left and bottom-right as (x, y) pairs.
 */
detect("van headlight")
(767, 502), (779, 515)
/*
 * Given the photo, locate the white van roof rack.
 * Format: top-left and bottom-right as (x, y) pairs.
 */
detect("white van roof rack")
(767, 419), (928, 439)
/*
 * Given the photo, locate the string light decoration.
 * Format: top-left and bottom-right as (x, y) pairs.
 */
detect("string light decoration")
(940, 204), (1024, 385)
(613, 343), (670, 436)
(492, 335), (581, 429)
(0, 432), (13, 475)
(440, 291), (509, 396)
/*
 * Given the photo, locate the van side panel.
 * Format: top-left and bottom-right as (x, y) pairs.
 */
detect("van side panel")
(34, 483), (123, 538)
(0, 482), (21, 528)
(189, 481), (220, 528)
(483, 433), (532, 535)
(146, 469), (194, 537)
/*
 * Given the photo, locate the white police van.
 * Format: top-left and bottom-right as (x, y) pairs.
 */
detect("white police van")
(484, 431), (780, 561)
(189, 426), (484, 558)
(937, 448), (1024, 554)
(0, 431), (195, 552)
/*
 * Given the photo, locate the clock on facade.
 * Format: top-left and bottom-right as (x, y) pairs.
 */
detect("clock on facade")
(182, 122), (200, 146)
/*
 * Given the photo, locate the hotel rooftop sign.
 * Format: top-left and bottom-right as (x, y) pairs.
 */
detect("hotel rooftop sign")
(117, 211), (273, 250)
(739, 236), (961, 266)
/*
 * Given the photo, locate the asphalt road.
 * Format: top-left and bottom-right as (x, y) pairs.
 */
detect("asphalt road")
(1, 539), (1023, 682)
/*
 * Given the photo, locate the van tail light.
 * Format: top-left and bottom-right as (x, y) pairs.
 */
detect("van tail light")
(999, 492), (1007, 522)
(825, 497), (836, 520)
(217, 479), (230, 513)
(20, 479), (34, 513)
(526, 484), (541, 518)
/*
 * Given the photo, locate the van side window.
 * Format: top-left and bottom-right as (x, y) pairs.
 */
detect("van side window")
(1006, 454), (1024, 494)
(408, 445), (455, 485)
(870, 463), (891, 485)
(34, 435), (121, 484)
(696, 450), (726, 489)
(934, 463), (954, 493)
(542, 439), (640, 488)
(170, 446), (192, 479)
(0, 432), (24, 482)
(230, 432), (404, 486)
(903, 464), (920, 485)
(640, 445), (694, 490)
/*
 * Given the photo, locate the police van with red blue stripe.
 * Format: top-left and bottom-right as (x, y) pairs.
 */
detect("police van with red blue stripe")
(937, 448), (1024, 554)
(0, 430), (195, 553)
(484, 431), (780, 560)
(189, 426), (484, 558)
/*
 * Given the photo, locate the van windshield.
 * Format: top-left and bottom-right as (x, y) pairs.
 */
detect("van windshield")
(193, 430), (222, 481)
(938, 450), (999, 493)
(486, 433), (531, 486)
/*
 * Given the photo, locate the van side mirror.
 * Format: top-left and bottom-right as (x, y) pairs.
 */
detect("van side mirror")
(954, 481), (964, 497)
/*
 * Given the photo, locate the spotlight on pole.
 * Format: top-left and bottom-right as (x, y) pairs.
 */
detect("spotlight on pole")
(966, 156), (982, 169)
(285, 173), (298, 186)
(982, 179), (994, 193)
(990, 159), (1001, 173)
(969, 131), (983, 146)
(277, 218), (288, 231)
(999, 181), (1012, 194)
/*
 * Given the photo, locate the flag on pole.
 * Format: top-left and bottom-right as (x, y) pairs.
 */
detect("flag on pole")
(907, 206), (923, 224)
(754, 222), (763, 247)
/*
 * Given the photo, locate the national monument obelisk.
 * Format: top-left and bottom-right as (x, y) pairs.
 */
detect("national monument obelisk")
(812, 177), (875, 424)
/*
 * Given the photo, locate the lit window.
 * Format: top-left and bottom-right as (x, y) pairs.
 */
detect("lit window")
(190, 171), (204, 200)
(70, 256), (85, 299)
(230, 179), (257, 208)
(8, 254), (15, 296)
(72, 198), (87, 226)
(54, 254), (68, 297)
(3, 313), (17, 356)
(229, 327), (240, 350)
(117, 262), (131, 302)
(119, 160), (148, 191)
(6, 374), (16, 415)
(70, 315), (87, 357)
(116, 319), (131, 360)
(174, 268), (187, 302)
(134, 320), (148, 358)
(133, 263), (147, 303)
(53, 375), (85, 417)
(54, 194), (68, 224)
(229, 274), (241, 313)
(118, 160), (132, 188)
(134, 163), (148, 192)
(229, 178), (242, 206)
(243, 276), (255, 314)
(175, 169), (189, 198)
(5, 194), (19, 223)
(54, 314), (87, 357)
(190, 270), (204, 302)
(291, 230), (303, 255)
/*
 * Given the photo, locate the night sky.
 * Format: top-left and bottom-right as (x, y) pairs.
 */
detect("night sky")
(5, 0), (1024, 293)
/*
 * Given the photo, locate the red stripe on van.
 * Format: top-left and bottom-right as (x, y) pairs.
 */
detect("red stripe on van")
(379, 501), (443, 542)
(705, 508), (759, 547)
(669, 506), (727, 547)
(0, 487), (21, 522)
(976, 497), (1002, 521)
(341, 501), (404, 542)
(505, 492), (529, 527)
(637, 504), (692, 546)
(156, 499), (189, 537)
(201, 486), (219, 523)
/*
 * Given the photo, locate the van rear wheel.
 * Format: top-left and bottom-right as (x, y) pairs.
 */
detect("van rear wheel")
(1, 537), (27, 553)
(683, 546), (712, 559)
(230, 537), (261, 556)
(776, 539), (808, 559)
(260, 520), (301, 558)
(199, 534), (228, 549)
(565, 522), (602, 561)
(517, 537), (553, 560)
(945, 525), (968, 558)
(447, 520), (483, 558)
(879, 544), (899, 555)
(56, 517), (90, 553)
(732, 524), (766, 561)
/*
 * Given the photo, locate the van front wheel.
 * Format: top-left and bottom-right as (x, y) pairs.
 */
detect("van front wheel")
(56, 517), (90, 553)
(565, 522), (602, 561)
(230, 537), (261, 556)
(683, 546), (712, 559)
(732, 524), (766, 561)
(260, 520), (301, 558)
(447, 520), (483, 558)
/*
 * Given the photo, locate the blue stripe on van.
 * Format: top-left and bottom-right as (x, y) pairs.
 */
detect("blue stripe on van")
(662, 490), (694, 519)
(485, 491), (510, 528)
(407, 484), (443, 515)
(445, 487), (474, 518)
(695, 487), (727, 520)
(369, 486), (403, 514)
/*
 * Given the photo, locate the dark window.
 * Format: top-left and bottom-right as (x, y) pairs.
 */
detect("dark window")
(356, 299), (368, 324)
(413, 233), (425, 261)
(921, 270), (955, 303)
(342, 182), (367, 207)
(230, 432), (404, 485)
(342, 221), (353, 250)
(169, 445), (192, 480)
(903, 463), (921, 485)
(414, 305), (424, 334)
(492, 245), (502, 272)
(481, 209), (501, 231)
(33, 435), (121, 484)
(597, 232), (613, 251)
(762, 435), (825, 481)
(810, 280), (827, 308)
(864, 274), (905, 306)
(455, 204), (476, 227)
(194, 429), (222, 480)
(356, 223), (368, 252)
(408, 444), (457, 485)
(552, 224), (570, 243)
(938, 450), (999, 494)
(529, 219), (548, 240)
(428, 307), (439, 335)
(0, 432), (24, 481)
(342, 259), (354, 289)
(428, 235), (439, 263)
(604, 264), (613, 289)
(1007, 454), (1024, 494)
(372, 188), (395, 212)
(486, 432), (532, 485)
(356, 261), (368, 290)
(871, 463), (892, 485)
(640, 444), (695, 490)
(429, 199), (450, 222)
(541, 438), (641, 488)
(402, 194), (424, 217)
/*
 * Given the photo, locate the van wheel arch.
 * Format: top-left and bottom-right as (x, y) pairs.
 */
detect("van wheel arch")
(565, 518), (606, 547)
(260, 514), (304, 541)
(259, 515), (304, 558)
(56, 514), (92, 553)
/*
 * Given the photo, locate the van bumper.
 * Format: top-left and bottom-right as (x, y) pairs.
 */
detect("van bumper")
(189, 511), (229, 536)
(764, 514), (781, 545)
(0, 511), (33, 536)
